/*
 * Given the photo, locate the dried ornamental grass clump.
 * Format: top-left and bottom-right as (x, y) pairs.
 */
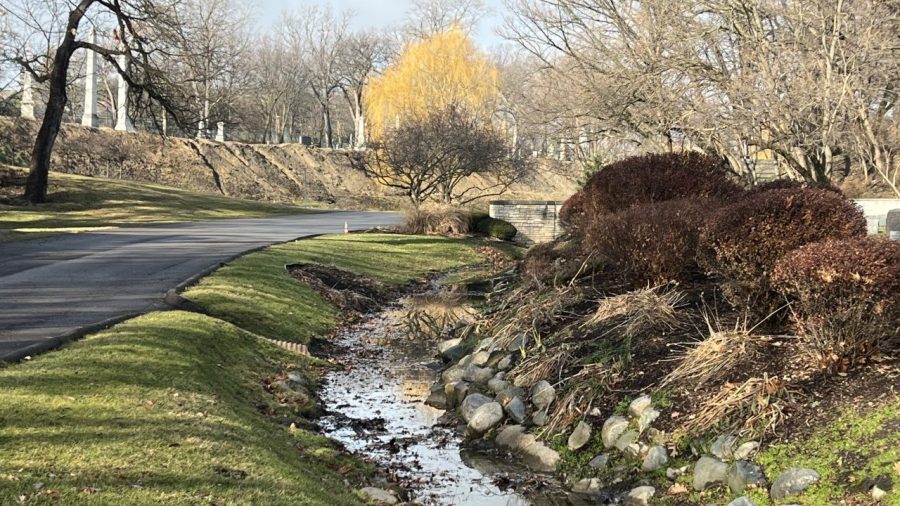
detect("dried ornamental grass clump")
(772, 236), (900, 370)
(585, 286), (685, 338)
(699, 187), (867, 314)
(401, 204), (471, 236)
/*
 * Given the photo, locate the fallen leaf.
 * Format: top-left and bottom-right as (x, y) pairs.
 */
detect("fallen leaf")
(667, 483), (689, 495)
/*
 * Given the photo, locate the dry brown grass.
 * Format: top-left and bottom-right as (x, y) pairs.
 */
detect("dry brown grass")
(681, 375), (787, 437)
(543, 361), (625, 433)
(585, 286), (684, 338)
(661, 312), (770, 390)
(401, 205), (471, 236)
(398, 292), (473, 340)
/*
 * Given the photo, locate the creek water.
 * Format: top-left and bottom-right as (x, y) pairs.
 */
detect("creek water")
(318, 296), (569, 505)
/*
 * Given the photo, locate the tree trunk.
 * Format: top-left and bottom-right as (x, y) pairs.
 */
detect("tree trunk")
(323, 106), (333, 149)
(24, 14), (84, 203)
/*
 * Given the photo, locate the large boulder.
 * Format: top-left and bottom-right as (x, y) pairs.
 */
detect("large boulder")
(504, 396), (527, 424)
(463, 366), (494, 384)
(601, 416), (629, 448)
(468, 402), (504, 434)
(494, 425), (560, 472)
(770, 468), (820, 500)
(531, 380), (556, 410)
(727, 460), (766, 494)
(460, 393), (492, 422)
(693, 456), (728, 491)
(568, 421), (592, 451)
(642, 446), (668, 472)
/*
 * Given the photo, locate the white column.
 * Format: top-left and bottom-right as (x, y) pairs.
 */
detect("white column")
(215, 122), (225, 142)
(81, 29), (98, 128)
(20, 66), (35, 120)
(115, 54), (135, 132)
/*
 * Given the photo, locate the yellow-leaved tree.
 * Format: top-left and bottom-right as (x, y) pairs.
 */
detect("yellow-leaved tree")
(365, 27), (500, 139)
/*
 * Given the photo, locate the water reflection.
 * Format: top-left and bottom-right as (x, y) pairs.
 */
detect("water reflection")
(318, 305), (536, 505)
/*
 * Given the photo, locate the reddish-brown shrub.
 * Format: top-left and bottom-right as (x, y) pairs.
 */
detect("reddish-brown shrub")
(745, 179), (841, 197)
(699, 188), (868, 313)
(772, 237), (900, 369)
(522, 238), (594, 284)
(584, 199), (711, 285)
(577, 152), (741, 221)
(559, 190), (587, 230)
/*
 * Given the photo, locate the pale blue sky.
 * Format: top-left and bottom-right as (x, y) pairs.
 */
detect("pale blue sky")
(253, 0), (508, 49)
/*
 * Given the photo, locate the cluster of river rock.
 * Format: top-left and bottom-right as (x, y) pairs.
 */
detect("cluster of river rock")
(424, 332), (824, 505)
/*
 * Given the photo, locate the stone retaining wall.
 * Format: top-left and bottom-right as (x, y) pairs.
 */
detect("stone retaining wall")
(489, 200), (565, 244)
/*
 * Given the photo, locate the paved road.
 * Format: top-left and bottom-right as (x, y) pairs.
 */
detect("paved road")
(0, 211), (402, 361)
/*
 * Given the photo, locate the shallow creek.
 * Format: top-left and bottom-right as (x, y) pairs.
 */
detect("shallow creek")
(318, 295), (572, 505)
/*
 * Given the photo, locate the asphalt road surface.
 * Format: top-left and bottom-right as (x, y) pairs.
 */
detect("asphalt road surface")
(0, 211), (402, 361)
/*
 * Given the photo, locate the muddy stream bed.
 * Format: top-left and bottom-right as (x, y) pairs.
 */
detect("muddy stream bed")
(317, 291), (574, 505)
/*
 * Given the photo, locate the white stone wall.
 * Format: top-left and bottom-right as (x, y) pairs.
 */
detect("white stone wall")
(855, 199), (900, 234)
(489, 201), (565, 244)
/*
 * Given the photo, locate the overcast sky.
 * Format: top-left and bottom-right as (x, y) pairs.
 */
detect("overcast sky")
(254, 0), (509, 49)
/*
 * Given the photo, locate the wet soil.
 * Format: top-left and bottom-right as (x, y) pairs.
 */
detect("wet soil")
(318, 297), (572, 505)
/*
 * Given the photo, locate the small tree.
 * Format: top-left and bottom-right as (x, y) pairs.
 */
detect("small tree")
(367, 105), (530, 206)
(2, 0), (198, 203)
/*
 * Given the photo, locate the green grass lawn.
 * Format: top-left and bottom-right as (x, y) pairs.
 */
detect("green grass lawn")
(0, 170), (309, 242)
(0, 233), (500, 505)
(182, 234), (504, 342)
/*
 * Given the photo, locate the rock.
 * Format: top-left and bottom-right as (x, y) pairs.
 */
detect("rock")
(450, 381), (470, 407)
(475, 337), (495, 352)
(438, 338), (462, 355)
(360, 487), (398, 505)
(508, 333), (528, 352)
(625, 486), (655, 506)
(532, 408), (549, 426)
(494, 425), (560, 472)
(425, 389), (449, 410)
(504, 396), (527, 423)
(623, 443), (643, 460)
(497, 354), (514, 371)
(471, 350), (492, 366)
(601, 416), (629, 448)
(589, 454), (609, 469)
(710, 434), (738, 461)
(441, 364), (466, 384)
(460, 393), (492, 422)
(727, 460), (766, 494)
(770, 468), (820, 500)
(463, 366), (494, 384)
(628, 395), (652, 418)
(733, 441), (760, 461)
(468, 402), (504, 434)
(638, 408), (660, 433)
(495, 425), (526, 450)
(666, 466), (689, 480)
(572, 478), (602, 495)
(727, 497), (756, 506)
(871, 485), (887, 501)
(568, 421), (592, 451)
(496, 386), (526, 405)
(614, 430), (640, 452)
(693, 456), (729, 491)
(488, 377), (511, 394)
(531, 380), (556, 409)
(642, 446), (669, 472)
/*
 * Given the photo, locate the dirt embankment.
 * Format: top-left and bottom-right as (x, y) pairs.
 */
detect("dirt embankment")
(0, 117), (577, 209)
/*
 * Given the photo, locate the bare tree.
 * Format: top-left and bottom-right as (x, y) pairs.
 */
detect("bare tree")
(0, 0), (201, 203)
(337, 30), (391, 149)
(504, 0), (900, 193)
(367, 104), (530, 205)
(405, 0), (486, 39)
(284, 6), (350, 149)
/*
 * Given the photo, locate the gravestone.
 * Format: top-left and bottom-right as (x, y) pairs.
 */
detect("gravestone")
(81, 29), (98, 128)
(886, 209), (900, 241)
(215, 122), (225, 142)
(115, 54), (135, 133)
(19, 64), (35, 120)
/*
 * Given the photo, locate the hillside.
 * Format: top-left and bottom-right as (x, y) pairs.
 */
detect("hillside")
(0, 117), (577, 209)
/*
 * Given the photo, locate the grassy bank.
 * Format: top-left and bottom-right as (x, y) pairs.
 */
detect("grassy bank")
(0, 234), (501, 504)
(183, 234), (499, 342)
(0, 169), (309, 242)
